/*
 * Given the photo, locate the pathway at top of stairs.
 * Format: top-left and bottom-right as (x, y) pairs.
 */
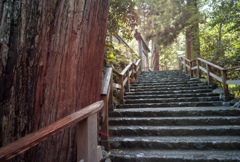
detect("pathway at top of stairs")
(109, 70), (240, 162)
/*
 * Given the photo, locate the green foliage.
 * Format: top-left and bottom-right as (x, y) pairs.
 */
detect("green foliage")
(199, 0), (240, 68)
(108, 0), (139, 40)
(104, 39), (139, 70)
(200, 24), (240, 67)
(203, 0), (240, 32)
(137, 0), (190, 47)
(199, 0), (240, 97)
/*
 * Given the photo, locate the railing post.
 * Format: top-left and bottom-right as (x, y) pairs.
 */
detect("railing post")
(119, 75), (125, 104)
(179, 57), (183, 70)
(221, 70), (230, 101)
(109, 74), (113, 111)
(139, 62), (142, 75)
(207, 64), (213, 85)
(100, 96), (110, 150)
(197, 59), (201, 78)
(135, 65), (138, 82)
(130, 64), (135, 82)
(185, 60), (188, 74)
(77, 113), (98, 162)
(190, 61), (193, 78)
(126, 70), (130, 92)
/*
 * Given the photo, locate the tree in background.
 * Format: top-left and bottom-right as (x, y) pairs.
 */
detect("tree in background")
(0, 0), (109, 161)
(137, 0), (200, 69)
(108, 0), (139, 40)
(200, 0), (240, 97)
(200, 0), (240, 67)
(105, 0), (139, 70)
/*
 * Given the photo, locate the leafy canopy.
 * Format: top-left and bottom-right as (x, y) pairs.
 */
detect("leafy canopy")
(108, 0), (139, 40)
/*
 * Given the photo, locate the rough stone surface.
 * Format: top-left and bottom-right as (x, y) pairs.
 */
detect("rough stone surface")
(109, 70), (240, 161)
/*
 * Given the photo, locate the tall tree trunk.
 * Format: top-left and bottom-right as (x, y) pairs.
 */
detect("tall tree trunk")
(186, 28), (192, 60)
(192, 0), (200, 59)
(186, 0), (192, 60)
(152, 40), (159, 71)
(0, 0), (110, 161)
(186, 0), (200, 60)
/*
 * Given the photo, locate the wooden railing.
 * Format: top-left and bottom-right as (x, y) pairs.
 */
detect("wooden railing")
(0, 101), (104, 162)
(0, 59), (142, 161)
(100, 59), (142, 150)
(180, 57), (240, 101)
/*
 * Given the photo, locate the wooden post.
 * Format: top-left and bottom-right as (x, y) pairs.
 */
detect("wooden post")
(108, 74), (113, 111)
(130, 65), (135, 82)
(100, 96), (110, 150)
(221, 70), (229, 101)
(179, 58), (183, 70)
(126, 70), (130, 92)
(119, 75), (124, 104)
(185, 60), (188, 74)
(190, 61), (193, 78)
(197, 59), (201, 78)
(135, 65), (138, 82)
(77, 113), (98, 162)
(207, 64), (213, 85)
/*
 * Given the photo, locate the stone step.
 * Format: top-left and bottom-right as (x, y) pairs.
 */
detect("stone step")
(110, 149), (240, 162)
(117, 101), (223, 108)
(125, 96), (219, 104)
(130, 84), (210, 90)
(109, 125), (240, 136)
(130, 84), (207, 89)
(130, 86), (212, 92)
(125, 89), (213, 95)
(137, 78), (198, 81)
(109, 107), (240, 117)
(131, 80), (203, 85)
(109, 136), (240, 150)
(109, 116), (240, 126)
(124, 93), (219, 99)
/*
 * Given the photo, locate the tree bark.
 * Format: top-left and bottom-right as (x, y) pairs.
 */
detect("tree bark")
(186, 0), (200, 60)
(192, 0), (200, 59)
(0, 0), (110, 161)
(152, 40), (159, 71)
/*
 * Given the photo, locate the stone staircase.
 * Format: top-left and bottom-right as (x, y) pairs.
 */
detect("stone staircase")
(108, 70), (240, 161)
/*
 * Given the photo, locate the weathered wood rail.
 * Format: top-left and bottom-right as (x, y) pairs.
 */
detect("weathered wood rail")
(180, 57), (240, 101)
(0, 101), (104, 162)
(0, 59), (142, 161)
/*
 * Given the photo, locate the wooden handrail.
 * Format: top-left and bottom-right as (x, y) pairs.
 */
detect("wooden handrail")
(225, 66), (240, 70)
(135, 59), (141, 66)
(101, 68), (113, 96)
(112, 68), (122, 76)
(180, 56), (240, 101)
(181, 57), (191, 63)
(100, 68), (113, 150)
(0, 101), (104, 161)
(121, 62), (133, 75)
(0, 58), (142, 160)
(197, 58), (224, 71)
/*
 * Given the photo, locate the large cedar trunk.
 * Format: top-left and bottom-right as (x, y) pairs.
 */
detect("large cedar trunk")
(0, 0), (110, 161)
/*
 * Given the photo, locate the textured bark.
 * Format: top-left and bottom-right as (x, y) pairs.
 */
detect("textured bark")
(191, 0), (200, 59)
(152, 41), (159, 71)
(186, 0), (192, 60)
(186, 0), (200, 60)
(186, 28), (192, 60)
(0, 0), (109, 161)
